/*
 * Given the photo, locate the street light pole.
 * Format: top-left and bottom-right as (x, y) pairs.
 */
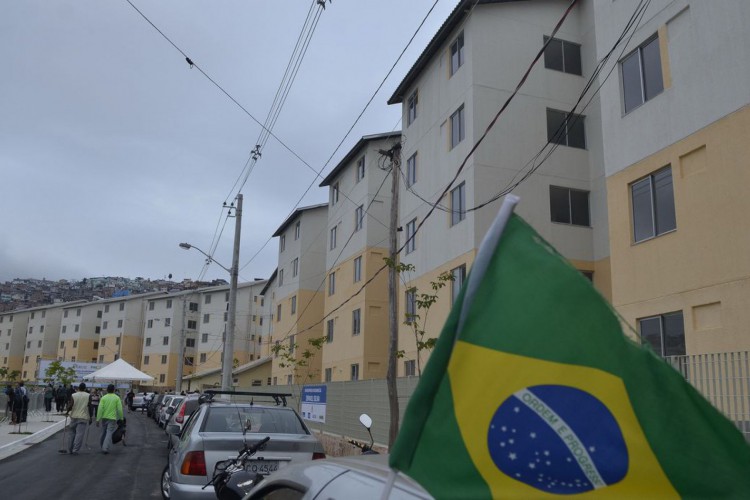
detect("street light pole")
(179, 194), (242, 392)
(223, 194), (242, 391)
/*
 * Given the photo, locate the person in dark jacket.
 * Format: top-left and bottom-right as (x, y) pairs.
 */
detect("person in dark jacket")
(4, 385), (14, 422)
(44, 384), (54, 413)
(55, 385), (65, 412)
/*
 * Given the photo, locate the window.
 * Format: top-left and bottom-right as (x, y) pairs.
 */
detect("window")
(165, 318), (171, 327)
(289, 335), (295, 355)
(28, 326), (33, 334)
(547, 108), (586, 149)
(294, 221), (300, 240)
(292, 258), (299, 277)
(356, 156), (366, 182)
(200, 353), (207, 363)
(404, 359), (416, 377)
(326, 319), (334, 343)
(405, 288), (416, 324)
(353, 256), (362, 283)
(450, 32), (464, 75)
(549, 186), (590, 226)
(279, 268), (284, 286)
(64, 310), (69, 318)
(187, 320), (197, 330)
(639, 311), (685, 357)
(97, 311), (102, 318)
(328, 272), (336, 296)
(60, 341), (64, 349)
(103, 321), (108, 330)
(287, 374), (293, 385)
(354, 206), (364, 231)
(186, 338), (195, 347)
(407, 90), (418, 126)
(74, 324), (79, 333)
(330, 226), (337, 250)
(163, 336), (169, 346)
(115, 336), (120, 346)
(225, 292), (229, 302)
(405, 218), (417, 254)
(159, 374), (166, 383)
(205, 294), (212, 305)
(161, 355), (167, 364)
(203, 313), (210, 324)
(451, 182), (466, 225)
(38, 340), (42, 348)
(99, 355), (104, 363)
(280, 234), (286, 253)
(40, 325), (45, 333)
(166, 299), (172, 309)
(543, 36), (582, 75)
(351, 363), (360, 381)
(277, 304), (282, 322)
(451, 265), (467, 305)
(632, 166), (676, 243)
(352, 309), (361, 336)
(450, 105), (465, 149)
(147, 319), (153, 329)
(73, 340), (78, 348)
(144, 355), (150, 365)
(622, 35), (663, 113)
(93, 341), (98, 349)
(149, 302), (155, 311)
(189, 302), (198, 312)
(119, 303), (124, 311)
(101, 338), (106, 346)
(105, 305), (110, 313)
(117, 319), (123, 328)
(291, 296), (297, 315)
(62, 325), (67, 334)
(406, 153), (417, 187)
(201, 333), (208, 343)
(324, 368), (332, 382)
(331, 182), (339, 205)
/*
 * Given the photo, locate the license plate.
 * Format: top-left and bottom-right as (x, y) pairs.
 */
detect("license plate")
(244, 460), (279, 475)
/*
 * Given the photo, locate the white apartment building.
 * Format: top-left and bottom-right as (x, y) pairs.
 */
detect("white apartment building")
(20, 303), (75, 380)
(98, 291), (166, 366)
(58, 301), (104, 364)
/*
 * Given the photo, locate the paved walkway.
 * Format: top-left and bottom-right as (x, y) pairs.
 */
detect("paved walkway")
(0, 409), (68, 461)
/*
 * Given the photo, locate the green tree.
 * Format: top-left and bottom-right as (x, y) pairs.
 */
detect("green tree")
(44, 361), (77, 387)
(7, 370), (20, 382)
(271, 335), (326, 409)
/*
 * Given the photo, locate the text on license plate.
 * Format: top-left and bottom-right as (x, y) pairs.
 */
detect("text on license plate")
(244, 461), (279, 475)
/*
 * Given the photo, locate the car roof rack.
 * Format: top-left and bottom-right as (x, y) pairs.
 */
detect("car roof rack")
(202, 390), (293, 407)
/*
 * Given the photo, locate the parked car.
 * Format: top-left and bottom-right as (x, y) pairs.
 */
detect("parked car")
(147, 394), (165, 418)
(166, 393), (203, 449)
(161, 391), (325, 500)
(131, 392), (154, 412)
(159, 396), (184, 428)
(245, 454), (432, 500)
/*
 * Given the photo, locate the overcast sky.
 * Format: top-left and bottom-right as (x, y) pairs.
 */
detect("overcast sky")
(0, 0), (458, 284)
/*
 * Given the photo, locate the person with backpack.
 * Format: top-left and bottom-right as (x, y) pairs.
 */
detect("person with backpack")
(96, 384), (123, 454)
(65, 383), (91, 455)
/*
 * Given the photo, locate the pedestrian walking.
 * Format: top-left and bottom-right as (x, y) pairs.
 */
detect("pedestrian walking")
(4, 385), (14, 422)
(125, 390), (135, 412)
(13, 381), (29, 423)
(44, 384), (54, 413)
(55, 385), (65, 413)
(96, 384), (123, 455)
(89, 388), (101, 422)
(65, 383), (91, 455)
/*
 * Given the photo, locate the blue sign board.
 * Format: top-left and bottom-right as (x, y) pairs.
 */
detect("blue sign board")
(301, 384), (327, 423)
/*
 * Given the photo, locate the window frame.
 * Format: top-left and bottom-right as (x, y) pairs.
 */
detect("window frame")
(450, 31), (464, 76)
(549, 185), (590, 227)
(356, 156), (366, 182)
(354, 205), (364, 232)
(405, 218), (417, 254)
(326, 318), (334, 343)
(353, 256), (362, 283)
(630, 166), (676, 243)
(546, 108), (586, 149)
(451, 182), (466, 226)
(451, 264), (467, 305)
(330, 225), (337, 250)
(621, 34), (664, 114)
(407, 90), (418, 126)
(450, 105), (465, 149)
(352, 308), (361, 336)
(350, 363), (360, 381)
(406, 152), (417, 187)
(543, 35), (582, 76)
(330, 182), (339, 206)
(638, 311), (685, 357)
(328, 272), (336, 296)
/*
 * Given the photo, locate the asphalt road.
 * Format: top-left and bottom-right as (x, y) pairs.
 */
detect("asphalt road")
(0, 411), (168, 500)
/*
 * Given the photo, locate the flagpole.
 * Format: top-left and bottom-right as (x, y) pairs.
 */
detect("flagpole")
(455, 194), (520, 341)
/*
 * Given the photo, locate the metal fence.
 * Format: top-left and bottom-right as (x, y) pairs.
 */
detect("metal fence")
(665, 351), (750, 440)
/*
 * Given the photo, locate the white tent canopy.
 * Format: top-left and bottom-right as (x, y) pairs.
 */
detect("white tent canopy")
(83, 358), (154, 382)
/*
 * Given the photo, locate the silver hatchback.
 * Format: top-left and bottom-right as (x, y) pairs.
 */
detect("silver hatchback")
(162, 393), (326, 500)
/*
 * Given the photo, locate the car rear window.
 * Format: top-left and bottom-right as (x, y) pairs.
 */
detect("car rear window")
(203, 407), (307, 435)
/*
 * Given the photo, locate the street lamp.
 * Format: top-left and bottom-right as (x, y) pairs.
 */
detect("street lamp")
(179, 195), (242, 392)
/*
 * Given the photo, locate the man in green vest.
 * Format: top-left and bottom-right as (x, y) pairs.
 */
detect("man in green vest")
(96, 384), (123, 454)
(65, 383), (91, 455)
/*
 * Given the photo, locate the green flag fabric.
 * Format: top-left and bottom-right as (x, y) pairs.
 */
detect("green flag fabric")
(389, 213), (750, 499)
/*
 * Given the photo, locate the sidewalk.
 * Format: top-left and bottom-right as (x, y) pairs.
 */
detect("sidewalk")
(0, 410), (68, 461)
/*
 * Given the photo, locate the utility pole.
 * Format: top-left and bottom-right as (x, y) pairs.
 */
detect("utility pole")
(382, 142), (402, 447)
(175, 294), (188, 393)
(222, 194), (243, 391)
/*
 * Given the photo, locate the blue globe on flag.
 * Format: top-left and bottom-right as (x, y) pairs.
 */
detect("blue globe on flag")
(487, 384), (628, 495)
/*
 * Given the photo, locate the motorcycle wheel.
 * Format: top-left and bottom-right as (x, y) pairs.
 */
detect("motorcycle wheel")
(160, 465), (171, 500)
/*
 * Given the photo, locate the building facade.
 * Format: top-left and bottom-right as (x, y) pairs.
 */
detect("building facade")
(58, 301), (104, 364)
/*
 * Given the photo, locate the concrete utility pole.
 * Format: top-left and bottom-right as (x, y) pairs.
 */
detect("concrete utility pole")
(222, 194), (243, 391)
(175, 294), (188, 393)
(382, 142), (402, 447)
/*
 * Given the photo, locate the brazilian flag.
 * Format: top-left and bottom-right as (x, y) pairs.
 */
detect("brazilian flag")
(390, 207), (750, 498)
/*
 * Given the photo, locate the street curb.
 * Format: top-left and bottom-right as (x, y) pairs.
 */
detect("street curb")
(0, 419), (67, 461)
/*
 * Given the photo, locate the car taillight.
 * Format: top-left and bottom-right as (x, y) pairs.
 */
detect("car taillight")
(175, 403), (186, 423)
(180, 451), (206, 476)
(312, 452), (326, 460)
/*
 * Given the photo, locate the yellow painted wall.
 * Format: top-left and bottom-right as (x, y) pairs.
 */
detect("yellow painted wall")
(235, 362), (272, 388)
(322, 248), (390, 381)
(271, 289), (324, 384)
(607, 105), (750, 353)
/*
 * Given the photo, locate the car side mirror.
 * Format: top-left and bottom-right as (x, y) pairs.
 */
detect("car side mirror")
(359, 413), (372, 430)
(166, 424), (181, 435)
(166, 407), (175, 415)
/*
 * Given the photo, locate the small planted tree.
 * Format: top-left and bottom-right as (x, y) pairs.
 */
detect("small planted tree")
(44, 361), (77, 387)
(271, 335), (326, 408)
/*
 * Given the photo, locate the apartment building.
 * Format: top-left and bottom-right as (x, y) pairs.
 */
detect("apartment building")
(387, 0), (605, 374)
(192, 281), (268, 376)
(0, 311), (27, 374)
(318, 133), (399, 381)
(58, 301), (104, 364)
(595, 1), (750, 356)
(98, 292), (165, 366)
(270, 204), (328, 385)
(20, 303), (73, 380)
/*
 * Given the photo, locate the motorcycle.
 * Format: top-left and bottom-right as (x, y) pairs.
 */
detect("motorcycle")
(203, 436), (271, 500)
(347, 413), (379, 455)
